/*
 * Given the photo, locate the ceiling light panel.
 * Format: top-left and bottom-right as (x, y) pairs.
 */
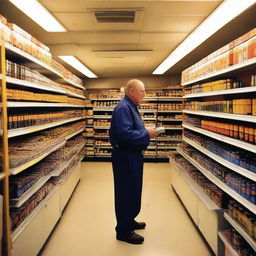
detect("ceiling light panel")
(153, 0), (256, 75)
(59, 56), (97, 78)
(9, 0), (66, 32)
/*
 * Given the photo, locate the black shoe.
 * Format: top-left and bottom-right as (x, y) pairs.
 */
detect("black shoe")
(116, 231), (144, 244)
(131, 221), (146, 230)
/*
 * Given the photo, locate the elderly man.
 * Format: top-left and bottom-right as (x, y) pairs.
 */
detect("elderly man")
(110, 79), (157, 244)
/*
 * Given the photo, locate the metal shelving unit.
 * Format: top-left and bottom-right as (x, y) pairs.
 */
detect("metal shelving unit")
(218, 231), (239, 256)
(183, 136), (256, 182)
(224, 212), (256, 251)
(172, 162), (221, 210)
(11, 186), (59, 243)
(177, 148), (256, 214)
(182, 57), (256, 86)
(8, 117), (84, 138)
(10, 140), (66, 175)
(5, 42), (85, 90)
(183, 123), (256, 154)
(183, 110), (256, 124)
(7, 102), (85, 108)
(184, 85), (256, 98)
(93, 115), (112, 119)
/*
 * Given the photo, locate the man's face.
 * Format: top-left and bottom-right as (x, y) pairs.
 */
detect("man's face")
(131, 84), (146, 104)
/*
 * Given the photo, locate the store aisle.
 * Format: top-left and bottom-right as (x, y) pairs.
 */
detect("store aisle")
(40, 162), (212, 256)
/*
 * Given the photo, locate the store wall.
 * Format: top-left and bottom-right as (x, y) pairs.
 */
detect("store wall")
(84, 75), (181, 90)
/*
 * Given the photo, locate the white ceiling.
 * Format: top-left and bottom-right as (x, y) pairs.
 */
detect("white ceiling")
(0, 0), (255, 79)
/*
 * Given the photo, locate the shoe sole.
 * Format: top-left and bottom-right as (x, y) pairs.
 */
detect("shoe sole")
(116, 237), (144, 245)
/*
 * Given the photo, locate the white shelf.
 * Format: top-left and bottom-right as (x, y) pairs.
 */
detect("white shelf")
(93, 107), (114, 111)
(224, 212), (256, 251)
(10, 140), (66, 175)
(157, 146), (177, 149)
(8, 117), (84, 138)
(157, 97), (182, 101)
(157, 138), (182, 141)
(95, 144), (111, 148)
(95, 153), (111, 157)
(94, 136), (109, 139)
(147, 146), (157, 149)
(93, 115), (112, 119)
(7, 101), (85, 108)
(142, 117), (157, 121)
(65, 128), (84, 140)
(164, 127), (183, 130)
(183, 110), (256, 124)
(183, 136), (256, 182)
(10, 176), (51, 208)
(94, 126), (110, 129)
(184, 86), (256, 98)
(11, 186), (58, 243)
(157, 110), (182, 113)
(183, 123), (256, 154)
(91, 98), (121, 101)
(218, 231), (239, 256)
(172, 162), (221, 210)
(182, 57), (256, 86)
(3, 75), (66, 94)
(158, 119), (183, 122)
(5, 42), (85, 90)
(51, 144), (85, 177)
(65, 91), (85, 99)
(177, 148), (256, 214)
(139, 109), (157, 113)
(143, 97), (158, 101)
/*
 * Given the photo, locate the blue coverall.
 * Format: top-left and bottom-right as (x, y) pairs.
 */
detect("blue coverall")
(110, 95), (150, 235)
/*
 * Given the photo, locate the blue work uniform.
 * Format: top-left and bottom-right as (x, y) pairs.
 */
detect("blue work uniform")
(110, 95), (150, 235)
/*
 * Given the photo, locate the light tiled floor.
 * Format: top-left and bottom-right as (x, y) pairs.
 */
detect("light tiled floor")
(40, 162), (212, 256)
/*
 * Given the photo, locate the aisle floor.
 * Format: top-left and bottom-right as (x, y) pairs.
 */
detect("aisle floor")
(40, 162), (212, 256)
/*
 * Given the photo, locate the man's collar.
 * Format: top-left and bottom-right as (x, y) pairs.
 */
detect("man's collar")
(124, 95), (138, 107)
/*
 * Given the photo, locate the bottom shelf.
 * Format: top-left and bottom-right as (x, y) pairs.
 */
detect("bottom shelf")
(218, 231), (239, 256)
(11, 163), (81, 256)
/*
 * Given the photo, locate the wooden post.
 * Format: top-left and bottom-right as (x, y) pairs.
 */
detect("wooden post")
(0, 44), (11, 256)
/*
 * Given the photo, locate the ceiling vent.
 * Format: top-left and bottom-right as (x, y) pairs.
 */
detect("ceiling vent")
(95, 11), (135, 23)
(88, 8), (143, 26)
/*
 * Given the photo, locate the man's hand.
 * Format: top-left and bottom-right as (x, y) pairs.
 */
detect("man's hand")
(146, 128), (158, 138)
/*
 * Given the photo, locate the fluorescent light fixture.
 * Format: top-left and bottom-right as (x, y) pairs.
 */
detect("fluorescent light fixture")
(9, 0), (66, 32)
(59, 56), (97, 78)
(153, 0), (256, 75)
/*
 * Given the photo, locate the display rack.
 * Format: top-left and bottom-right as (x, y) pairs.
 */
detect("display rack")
(0, 35), (87, 255)
(224, 212), (256, 251)
(183, 136), (256, 182)
(218, 231), (239, 256)
(5, 42), (85, 90)
(179, 37), (256, 255)
(177, 148), (256, 214)
(8, 117), (85, 138)
(85, 88), (183, 160)
(183, 123), (256, 154)
(172, 160), (221, 211)
(182, 57), (256, 86)
(183, 110), (256, 124)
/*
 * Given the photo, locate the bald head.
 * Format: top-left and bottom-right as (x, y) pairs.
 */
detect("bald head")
(125, 79), (146, 104)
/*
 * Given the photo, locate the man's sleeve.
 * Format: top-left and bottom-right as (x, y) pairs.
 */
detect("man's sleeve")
(114, 105), (150, 146)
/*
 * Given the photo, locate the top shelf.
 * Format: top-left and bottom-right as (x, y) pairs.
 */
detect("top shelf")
(184, 86), (256, 99)
(182, 57), (256, 86)
(4, 42), (85, 91)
